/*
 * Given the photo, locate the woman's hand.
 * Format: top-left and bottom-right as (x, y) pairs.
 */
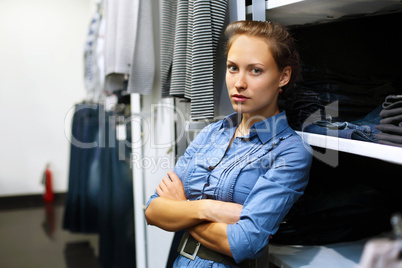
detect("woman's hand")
(156, 170), (187, 201)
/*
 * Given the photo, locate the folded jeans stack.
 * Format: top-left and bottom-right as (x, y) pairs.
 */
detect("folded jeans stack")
(375, 95), (402, 147)
(303, 120), (380, 143)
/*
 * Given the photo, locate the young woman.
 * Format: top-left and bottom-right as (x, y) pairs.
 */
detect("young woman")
(145, 20), (312, 267)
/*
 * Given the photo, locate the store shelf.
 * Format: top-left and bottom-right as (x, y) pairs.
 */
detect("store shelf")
(269, 239), (367, 268)
(296, 131), (402, 165)
(246, 0), (304, 12)
(243, 1), (402, 268)
(246, 0), (402, 26)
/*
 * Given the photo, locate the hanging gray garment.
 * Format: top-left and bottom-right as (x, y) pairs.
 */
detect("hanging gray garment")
(160, 0), (178, 97)
(104, 0), (139, 93)
(190, 0), (227, 120)
(167, 0), (228, 120)
(170, 0), (190, 97)
(184, 0), (194, 100)
(128, 0), (156, 95)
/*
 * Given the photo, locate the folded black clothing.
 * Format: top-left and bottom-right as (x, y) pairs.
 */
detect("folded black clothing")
(379, 114), (402, 125)
(375, 132), (402, 144)
(375, 124), (402, 135)
(384, 95), (402, 102)
(379, 107), (402, 118)
(377, 139), (402, 148)
(382, 95), (402, 110)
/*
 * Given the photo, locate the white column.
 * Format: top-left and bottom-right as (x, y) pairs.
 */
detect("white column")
(131, 93), (148, 268)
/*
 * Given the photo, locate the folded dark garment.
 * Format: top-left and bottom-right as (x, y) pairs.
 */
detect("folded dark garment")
(375, 132), (402, 144)
(379, 114), (402, 125)
(382, 95), (402, 110)
(379, 107), (402, 118)
(377, 139), (402, 148)
(375, 124), (402, 135)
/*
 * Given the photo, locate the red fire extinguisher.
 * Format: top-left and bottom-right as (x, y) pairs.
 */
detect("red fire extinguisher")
(42, 163), (54, 203)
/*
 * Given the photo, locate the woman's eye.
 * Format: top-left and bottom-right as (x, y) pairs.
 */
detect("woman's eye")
(251, 68), (261, 74)
(228, 65), (237, 72)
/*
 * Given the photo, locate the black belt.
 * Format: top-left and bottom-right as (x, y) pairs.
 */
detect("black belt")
(177, 232), (256, 267)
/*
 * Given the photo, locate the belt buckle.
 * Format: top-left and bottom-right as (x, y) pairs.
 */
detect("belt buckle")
(179, 235), (201, 261)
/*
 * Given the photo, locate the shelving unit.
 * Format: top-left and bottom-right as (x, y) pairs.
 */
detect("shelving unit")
(247, 0), (402, 26)
(269, 239), (368, 268)
(262, 0), (402, 165)
(245, 1), (402, 267)
(263, 0), (402, 167)
(296, 131), (402, 165)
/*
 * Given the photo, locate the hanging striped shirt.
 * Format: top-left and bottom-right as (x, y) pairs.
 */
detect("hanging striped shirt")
(161, 0), (228, 120)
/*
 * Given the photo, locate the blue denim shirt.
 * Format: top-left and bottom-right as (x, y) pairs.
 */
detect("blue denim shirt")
(146, 111), (312, 266)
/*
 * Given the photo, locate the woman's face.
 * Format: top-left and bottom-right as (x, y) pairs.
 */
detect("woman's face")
(226, 35), (290, 121)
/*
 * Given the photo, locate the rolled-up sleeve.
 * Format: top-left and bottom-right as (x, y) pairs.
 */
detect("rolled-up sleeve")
(227, 139), (312, 263)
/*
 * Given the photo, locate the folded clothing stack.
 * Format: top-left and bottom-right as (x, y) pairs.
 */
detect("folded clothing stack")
(375, 95), (402, 147)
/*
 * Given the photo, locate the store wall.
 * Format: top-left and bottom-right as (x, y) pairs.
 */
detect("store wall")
(0, 0), (93, 196)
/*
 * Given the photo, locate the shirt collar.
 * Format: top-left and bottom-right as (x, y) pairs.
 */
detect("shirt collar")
(221, 111), (290, 144)
(221, 112), (241, 129)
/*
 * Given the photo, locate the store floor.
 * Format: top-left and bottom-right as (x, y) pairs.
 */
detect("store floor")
(0, 199), (99, 268)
